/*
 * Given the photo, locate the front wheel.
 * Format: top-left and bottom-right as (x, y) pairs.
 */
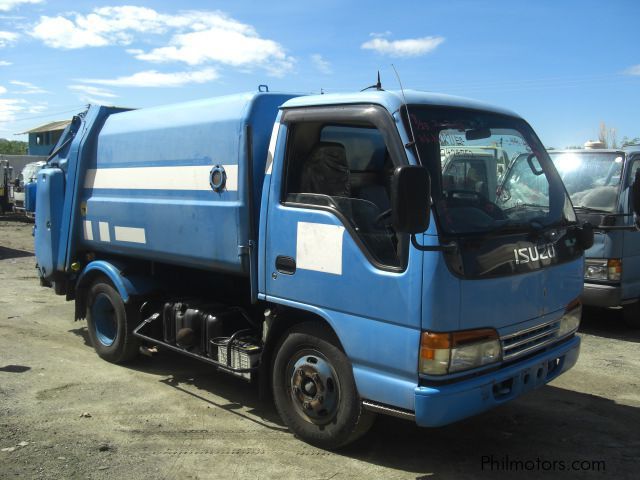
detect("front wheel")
(272, 322), (375, 449)
(86, 278), (140, 363)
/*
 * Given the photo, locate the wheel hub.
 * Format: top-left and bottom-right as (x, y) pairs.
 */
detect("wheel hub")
(92, 293), (117, 346)
(289, 353), (339, 424)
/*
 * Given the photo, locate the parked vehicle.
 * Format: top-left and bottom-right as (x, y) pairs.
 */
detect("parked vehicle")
(549, 147), (640, 328)
(34, 89), (597, 448)
(0, 159), (14, 214)
(13, 160), (46, 218)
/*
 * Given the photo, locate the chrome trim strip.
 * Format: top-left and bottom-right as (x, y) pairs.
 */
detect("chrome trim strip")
(362, 400), (415, 420)
(501, 318), (561, 340)
(502, 336), (560, 360)
(503, 325), (561, 350)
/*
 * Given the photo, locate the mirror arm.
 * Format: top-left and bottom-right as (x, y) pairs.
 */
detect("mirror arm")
(411, 234), (458, 252)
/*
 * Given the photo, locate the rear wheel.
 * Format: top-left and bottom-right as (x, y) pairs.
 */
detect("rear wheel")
(272, 322), (375, 449)
(86, 278), (140, 363)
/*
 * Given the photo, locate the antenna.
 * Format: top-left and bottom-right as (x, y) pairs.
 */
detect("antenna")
(360, 71), (384, 92)
(391, 64), (422, 165)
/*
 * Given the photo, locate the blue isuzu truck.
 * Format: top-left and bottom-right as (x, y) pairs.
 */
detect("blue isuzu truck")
(549, 147), (640, 328)
(34, 88), (598, 448)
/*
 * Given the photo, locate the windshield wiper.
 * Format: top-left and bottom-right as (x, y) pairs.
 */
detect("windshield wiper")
(573, 205), (612, 214)
(476, 220), (530, 237)
(503, 203), (549, 213)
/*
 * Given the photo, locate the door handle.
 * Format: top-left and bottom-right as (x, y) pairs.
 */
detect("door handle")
(275, 256), (296, 275)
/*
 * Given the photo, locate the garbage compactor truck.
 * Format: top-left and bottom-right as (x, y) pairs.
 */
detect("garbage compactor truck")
(34, 88), (597, 449)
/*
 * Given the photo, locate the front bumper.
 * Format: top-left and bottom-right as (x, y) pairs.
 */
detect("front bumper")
(414, 335), (580, 427)
(582, 282), (622, 308)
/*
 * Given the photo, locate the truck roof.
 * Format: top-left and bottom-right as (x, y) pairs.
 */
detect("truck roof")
(624, 145), (640, 153)
(281, 89), (521, 119)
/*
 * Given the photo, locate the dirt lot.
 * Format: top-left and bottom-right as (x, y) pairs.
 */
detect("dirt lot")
(1, 216), (639, 479)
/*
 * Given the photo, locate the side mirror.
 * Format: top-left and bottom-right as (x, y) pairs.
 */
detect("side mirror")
(390, 165), (431, 233)
(576, 222), (594, 250)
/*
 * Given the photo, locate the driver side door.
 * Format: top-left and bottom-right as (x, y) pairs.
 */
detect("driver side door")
(263, 105), (424, 406)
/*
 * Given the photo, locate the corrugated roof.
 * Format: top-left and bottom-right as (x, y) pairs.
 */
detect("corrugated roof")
(20, 120), (71, 134)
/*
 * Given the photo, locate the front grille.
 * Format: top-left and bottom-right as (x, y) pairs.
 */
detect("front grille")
(501, 319), (562, 362)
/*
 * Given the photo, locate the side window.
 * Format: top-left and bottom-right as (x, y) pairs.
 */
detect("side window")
(627, 159), (640, 188)
(284, 122), (403, 268)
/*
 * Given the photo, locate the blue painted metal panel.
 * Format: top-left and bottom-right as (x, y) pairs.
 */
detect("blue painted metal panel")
(34, 167), (65, 280)
(263, 112), (424, 409)
(76, 259), (157, 303)
(458, 258), (583, 332)
(421, 233), (461, 331)
(258, 117), (287, 296)
(265, 296), (420, 410)
(78, 93), (297, 276)
(58, 105), (118, 274)
(25, 181), (37, 212)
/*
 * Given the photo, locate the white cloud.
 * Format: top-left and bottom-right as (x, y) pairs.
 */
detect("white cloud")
(32, 16), (110, 48)
(361, 35), (444, 57)
(10, 79), (48, 94)
(69, 85), (118, 105)
(129, 12), (294, 76)
(625, 65), (640, 76)
(0, 97), (25, 123)
(311, 54), (332, 75)
(69, 84), (117, 98)
(0, 30), (18, 47)
(30, 7), (294, 76)
(0, 60), (12, 66)
(31, 6), (174, 49)
(78, 68), (219, 88)
(26, 102), (46, 114)
(0, 0), (43, 12)
(0, 94), (48, 135)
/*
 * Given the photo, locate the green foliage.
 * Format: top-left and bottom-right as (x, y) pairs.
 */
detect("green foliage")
(0, 138), (28, 155)
(622, 136), (640, 147)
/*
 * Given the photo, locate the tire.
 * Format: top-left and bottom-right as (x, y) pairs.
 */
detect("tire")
(272, 322), (375, 449)
(623, 301), (640, 329)
(85, 278), (140, 363)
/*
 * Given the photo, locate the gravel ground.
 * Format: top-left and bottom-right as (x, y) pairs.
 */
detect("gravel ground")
(1, 215), (639, 479)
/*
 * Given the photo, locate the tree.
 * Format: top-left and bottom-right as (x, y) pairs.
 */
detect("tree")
(622, 136), (640, 147)
(0, 138), (28, 155)
(598, 122), (618, 148)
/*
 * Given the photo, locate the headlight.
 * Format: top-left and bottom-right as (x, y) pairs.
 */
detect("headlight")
(420, 328), (501, 375)
(558, 299), (581, 338)
(585, 258), (621, 281)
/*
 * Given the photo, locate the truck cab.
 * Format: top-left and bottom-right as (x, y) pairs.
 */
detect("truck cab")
(35, 89), (596, 449)
(549, 147), (640, 328)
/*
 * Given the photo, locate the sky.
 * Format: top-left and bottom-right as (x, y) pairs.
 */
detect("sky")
(0, 0), (638, 148)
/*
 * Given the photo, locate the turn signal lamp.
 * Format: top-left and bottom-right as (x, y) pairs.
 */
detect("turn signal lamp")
(420, 328), (501, 375)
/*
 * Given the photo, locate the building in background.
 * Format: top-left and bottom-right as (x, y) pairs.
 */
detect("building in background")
(20, 120), (71, 156)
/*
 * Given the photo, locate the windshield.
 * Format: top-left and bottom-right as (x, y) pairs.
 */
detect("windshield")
(408, 106), (576, 235)
(548, 151), (622, 212)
